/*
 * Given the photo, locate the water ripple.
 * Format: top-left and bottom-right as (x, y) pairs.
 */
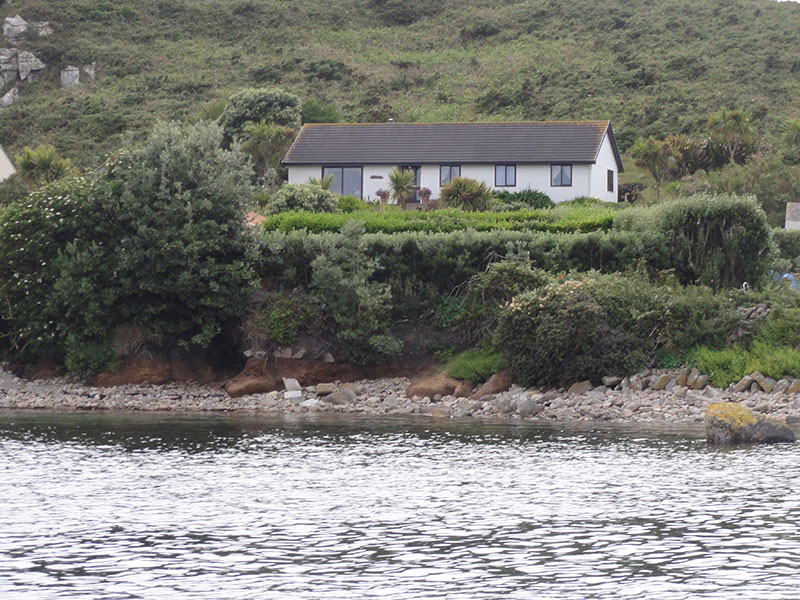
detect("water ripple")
(1, 412), (799, 599)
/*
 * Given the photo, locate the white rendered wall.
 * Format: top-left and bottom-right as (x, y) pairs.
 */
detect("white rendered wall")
(288, 159), (616, 204)
(0, 145), (15, 182)
(588, 133), (619, 203)
(287, 165), (320, 185)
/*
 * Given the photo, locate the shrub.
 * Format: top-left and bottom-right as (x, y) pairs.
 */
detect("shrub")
(0, 121), (257, 374)
(338, 195), (369, 213)
(467, 260), (552, 304)
(217, 88), (301, 142)
(773, 228), (800, 270)
(493, 189), (554, 210)
(460, 20), (501, 41)
(495, 273), (738, 386)
(439, 177), (494, 211)
(615, 193), (774, 289)
(447, 348), (505, 384)
(243, 291), (323, 348)
(268, 184), (338, 214)
(310, 223), (400, 364)
(260, 207), (615, 234)
(301, 98), (340, 123)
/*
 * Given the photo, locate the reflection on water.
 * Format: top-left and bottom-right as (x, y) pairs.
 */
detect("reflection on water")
(1, 411), (799, 599)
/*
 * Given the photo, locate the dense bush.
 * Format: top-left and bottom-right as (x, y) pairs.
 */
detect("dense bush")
(773, 228), (800, 270)
(439, 177), (494, 211)
(309, 223), (400, 364)
(495, 273), (739, 386)
(337, 195), (370, 213)
(493, 189), (554, 210)
(615, 194), (773, 289)
(217, 88), (301, 142)
(0, 121), (257, 374)
(267, 184), (338, 214)
(261, 206), (616, 234)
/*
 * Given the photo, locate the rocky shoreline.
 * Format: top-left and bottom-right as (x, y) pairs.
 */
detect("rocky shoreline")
(3, 365), (800, 426)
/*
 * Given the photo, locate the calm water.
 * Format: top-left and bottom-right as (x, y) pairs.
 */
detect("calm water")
(1, 411), (799, 599)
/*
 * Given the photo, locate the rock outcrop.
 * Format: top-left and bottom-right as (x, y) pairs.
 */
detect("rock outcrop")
(3, 15), (28, 43)
(60, 66), (80, 88)
(0, 86), (17, 109)
(0, 48), (46, 83)
(705, 401), (796, 444)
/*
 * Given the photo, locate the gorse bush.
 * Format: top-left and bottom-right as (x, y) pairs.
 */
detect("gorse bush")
(439, 177), (494, 212)
(267, 184), (338, 214)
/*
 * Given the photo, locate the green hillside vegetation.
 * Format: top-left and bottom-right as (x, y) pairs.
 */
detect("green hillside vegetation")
(2, 0), (800, 165)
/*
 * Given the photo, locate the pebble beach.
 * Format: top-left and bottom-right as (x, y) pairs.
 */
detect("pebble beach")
(3, 365), (800, 425)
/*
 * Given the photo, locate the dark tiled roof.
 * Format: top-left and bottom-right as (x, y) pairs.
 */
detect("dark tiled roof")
(283, 121), (623, 170)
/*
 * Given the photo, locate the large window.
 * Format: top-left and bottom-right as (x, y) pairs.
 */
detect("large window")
(322, 166), (362, 198)
(607, 169), (614, 193)
(551, 164), (572, 187)
(440, 165), (461, 186)
(495, 165), (516, 187)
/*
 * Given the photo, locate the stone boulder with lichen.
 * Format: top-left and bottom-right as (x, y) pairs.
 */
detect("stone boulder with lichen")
(705, 402), (795, 444)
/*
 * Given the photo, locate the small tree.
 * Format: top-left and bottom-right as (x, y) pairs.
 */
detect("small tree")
(388, 167), (416, 209)
(217, 88), (301, 142)
(15, 145), (72, 190)
(707, 107), (757, 165)
(630, 137), (679, 202)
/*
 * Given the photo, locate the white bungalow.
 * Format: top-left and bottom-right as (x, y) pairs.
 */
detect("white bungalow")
(283, 121), (624, 204)
(0, 144), (15, 182)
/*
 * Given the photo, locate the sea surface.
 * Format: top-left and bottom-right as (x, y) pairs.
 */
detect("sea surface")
(1, 411), (799, 599)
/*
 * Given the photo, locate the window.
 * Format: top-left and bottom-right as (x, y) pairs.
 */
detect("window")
(322, 166), (362, 198)
(607, 169), (614, 193)
(495, 165), (516, 187)
(551, 164), (572, 187)
(440, 165), (461, 186)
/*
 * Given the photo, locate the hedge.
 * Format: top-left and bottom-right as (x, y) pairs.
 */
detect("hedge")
(260, 207), (616, 234)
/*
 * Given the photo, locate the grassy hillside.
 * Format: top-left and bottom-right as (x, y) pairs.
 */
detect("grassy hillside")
(1, 0), (800, 165)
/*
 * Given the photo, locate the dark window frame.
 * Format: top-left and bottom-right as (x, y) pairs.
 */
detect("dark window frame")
(550, 164), (573, 187)
(440, 165), (461, 187)
(322, 165), (363, 198)
(607, 169), (614, 193)
(494, 164), (516, 187)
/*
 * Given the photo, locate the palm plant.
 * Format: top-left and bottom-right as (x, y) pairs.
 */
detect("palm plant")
(707, 107), (756, 164)
(439, 177), (494, 211)
(308, 173), (335, 190)
(387, 167), (416, 209)
(15, 145), (72, 190)
(240, 120), (296, 186)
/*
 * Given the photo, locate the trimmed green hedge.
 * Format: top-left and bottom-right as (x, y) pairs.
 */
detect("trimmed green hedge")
(260, 207), (616, 234)
(257, 228), (672, 317)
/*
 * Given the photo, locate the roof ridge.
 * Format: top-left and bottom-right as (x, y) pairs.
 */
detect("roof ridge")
(302, 120), (609, 127)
